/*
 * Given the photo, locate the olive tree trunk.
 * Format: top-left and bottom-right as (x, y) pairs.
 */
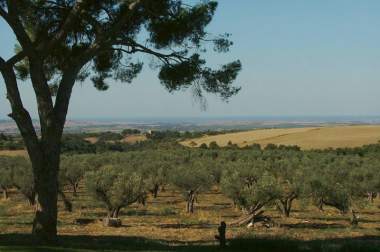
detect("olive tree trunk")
(1, 186), (8, 200)
(186, 190), (196, 213)
(27, 192), (36, 206)
(108, 207), (121, 218)
(58, 190), (72, 212)
(350, 209), (359, 227)
(72, 183), (79, 197)
(277, 194), (297, 217)
(151, 184), (159, 198)
(103, 207), (122, 227)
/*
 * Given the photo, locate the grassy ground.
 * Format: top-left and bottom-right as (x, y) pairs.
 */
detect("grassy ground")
(181, 125), (380, 150)
(1, 186), (380, 251)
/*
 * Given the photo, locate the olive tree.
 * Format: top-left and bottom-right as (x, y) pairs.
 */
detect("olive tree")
(0, 0), (241, 241)
(270, 157), (305, 217)
(357, 157), (380, 203)
(85, 165), (145, 223)
(142, 159), (171, 198)
(12, 157), (36, 206)
(221, 159), (281, 226)
(305, 155), (367, 226)
(59, 156), (87, 196)
(170, 161), (213, 213)
(0, 156), (14, 200)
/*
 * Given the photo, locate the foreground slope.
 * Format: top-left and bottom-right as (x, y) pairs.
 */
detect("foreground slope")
(181, 125), (380, 150)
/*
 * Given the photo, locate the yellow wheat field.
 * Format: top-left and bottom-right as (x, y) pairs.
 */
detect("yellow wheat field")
(181, 125), (380, 150)
(0, 149), (28, 157)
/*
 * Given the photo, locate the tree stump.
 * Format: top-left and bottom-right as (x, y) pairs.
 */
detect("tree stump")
(103, 218), (122, 227)
(215, 221), (226, 247)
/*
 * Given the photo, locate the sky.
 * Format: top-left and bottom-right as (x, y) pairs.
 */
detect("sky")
(1, 0), (380, 120)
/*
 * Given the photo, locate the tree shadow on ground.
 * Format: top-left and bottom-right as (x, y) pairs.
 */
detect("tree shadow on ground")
(1, 233), (380, 252)
(156, 223), (217, 229)
(295, 216), (347, 222)
(281, 222), (346, 229)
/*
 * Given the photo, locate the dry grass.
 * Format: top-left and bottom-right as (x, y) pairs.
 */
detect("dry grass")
(1, 186), (380, 245)
(0, 150), (27, 157)
(84, 137), (98, 144)
(181, 125), (380, 150)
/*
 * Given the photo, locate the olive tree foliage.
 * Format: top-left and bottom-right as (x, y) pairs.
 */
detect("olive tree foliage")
(0, 0), (241, 240)
(170, 161), (213, 213)
(85, 164), (146, 219)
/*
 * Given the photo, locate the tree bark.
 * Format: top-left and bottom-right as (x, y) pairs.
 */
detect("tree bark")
(277, 195), (296, 217)
(1, 187), (8, 200)
(104, 207), (122, 227)
(151, 184), (159, 198)
(27, 193), (36, 206)
(186, 191), (196, 213)
(71, 183), (78, 197)
(368, 192), (376, 203)
(31, 143), (60, 243)
(58, 190), (72, 212)
(108, 207), (122, 219)
(350, 209), (359, 227)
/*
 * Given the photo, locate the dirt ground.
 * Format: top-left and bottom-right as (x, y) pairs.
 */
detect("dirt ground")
(1, 186), (380, 245)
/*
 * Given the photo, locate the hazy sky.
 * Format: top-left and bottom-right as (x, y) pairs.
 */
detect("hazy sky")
(1, 0), (380, 119)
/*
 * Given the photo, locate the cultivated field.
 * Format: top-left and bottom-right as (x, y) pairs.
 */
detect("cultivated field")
(181, 125), (380, 150)
(84, 134), (147, 144)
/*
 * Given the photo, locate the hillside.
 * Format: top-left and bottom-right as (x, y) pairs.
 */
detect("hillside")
(181, 125), (380, 150)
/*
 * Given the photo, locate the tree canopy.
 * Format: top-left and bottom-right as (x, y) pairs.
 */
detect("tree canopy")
(0, 0), (241, 99)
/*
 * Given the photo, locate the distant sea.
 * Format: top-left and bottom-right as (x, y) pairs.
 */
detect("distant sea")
(66, 115), (380, 124)
(1, 115), (380, 134)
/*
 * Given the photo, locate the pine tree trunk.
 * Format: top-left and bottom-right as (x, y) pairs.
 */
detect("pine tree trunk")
(1, 47), (77, 243)
(31, 144), (60, 243)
